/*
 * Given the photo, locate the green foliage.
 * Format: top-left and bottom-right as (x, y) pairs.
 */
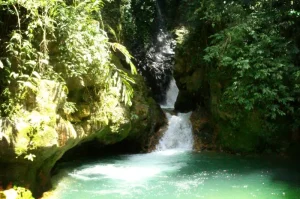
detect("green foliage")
(204, 11), (296, 120)
(14, 113), (46, 159)
(1, 74), (40, 116)
(120, 0), (156, 49)
(0, 0), (139, 164)
(0, 0), (137, 117)
(175, 0), (300, 152)
(174, 27), (189, 45)
(63, 101), (77, 115)
(13, 186), (34, 199)
(0, 186), (34, 199)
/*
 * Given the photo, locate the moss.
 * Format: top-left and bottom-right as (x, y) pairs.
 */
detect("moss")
(95, 121), (131, 145)
(190, 107), (215, 150)
(175, 26), (189, 45)
(14, 123), (32, 156)
(217, 111), (263, 153)
(94, 92), (129, 133)
(32, 126), (57, 148)
(2, 187), (34, 199)
(12, 109), (58, 157)
(0, 69), (164, 196)
(75, 105), (90, 119)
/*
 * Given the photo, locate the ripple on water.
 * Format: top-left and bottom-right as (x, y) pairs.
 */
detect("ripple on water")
(70, 164), (161, 182)
(51, 152), (300, 199)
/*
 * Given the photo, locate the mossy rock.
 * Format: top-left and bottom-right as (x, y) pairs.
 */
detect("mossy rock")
(126, 75), (166, 151)
(0, 65), (165, 197)
(217, 111), (263, 153)
(191, 107), (215, 151)
(3, 187), (34, 199)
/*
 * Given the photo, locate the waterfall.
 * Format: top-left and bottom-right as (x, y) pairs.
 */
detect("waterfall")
(149, 1), (193, 151)
(136, 0), (176, 103)
(160, 78), (178, 109)
(144, 27), (175, 103)
(156, 79), (194, 151)
(155, 1), (163, 24)
(156, 112), (194, 151)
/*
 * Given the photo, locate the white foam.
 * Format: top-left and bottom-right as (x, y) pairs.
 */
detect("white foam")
(156, 112), (194, 151)
(160, 78), (179, 109)
(70, 164), (160, 182)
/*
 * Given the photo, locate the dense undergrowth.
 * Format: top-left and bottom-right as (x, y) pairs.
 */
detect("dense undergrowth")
(0, 0), (137, 118)
(1, 0), (299, 157)
(168, 0), (300, 153)
(0, 0), (300, 198)
(0, 1), (161, 197)
(1, 0), (300, 193)
(0, 0), (299, 158)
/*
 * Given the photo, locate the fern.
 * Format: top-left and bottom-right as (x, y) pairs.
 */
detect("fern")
(110, 42), (137, 75)
(1, 0), (138, 115)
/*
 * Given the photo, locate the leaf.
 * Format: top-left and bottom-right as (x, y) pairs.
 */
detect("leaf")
(24, 153), (36, 161)
(32, 71), (41, 79)
(40, 59), (49, 65)
(26, 60), (37, 66)
(10, 72), (19, 79)
(18, 80), (37, 91)
(107, 25), (119, 42)
(0, 60), (3, 69)
(109, 42), (137, 75)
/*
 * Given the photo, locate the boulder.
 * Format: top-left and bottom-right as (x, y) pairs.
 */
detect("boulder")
(0, 76), (165, 197)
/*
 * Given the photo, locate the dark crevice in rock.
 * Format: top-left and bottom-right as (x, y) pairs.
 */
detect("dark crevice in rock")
(53, 139), (139, 167)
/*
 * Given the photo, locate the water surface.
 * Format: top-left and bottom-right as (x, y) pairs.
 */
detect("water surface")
(51, 150), (300, 199)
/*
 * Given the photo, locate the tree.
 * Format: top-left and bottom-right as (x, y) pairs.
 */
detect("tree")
(0, 0), (137, 116)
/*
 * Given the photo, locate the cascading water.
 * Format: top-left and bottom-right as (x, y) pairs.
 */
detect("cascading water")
(160, 78), (178, 109)
(156, 112), (194, 151)
(137, 0), (176, 103)
(145, 1), (194, 151)
(156, 78), (194, 151)
(49, 2), (300, 198)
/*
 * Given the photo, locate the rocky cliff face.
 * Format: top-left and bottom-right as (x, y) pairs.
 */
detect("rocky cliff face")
(0, 75), (165, 197)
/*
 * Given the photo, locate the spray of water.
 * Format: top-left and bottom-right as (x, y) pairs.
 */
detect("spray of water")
(156, 112), (194, 151)
(152, 3), (194, 150)
(160, 78), (178, 109)
(156, 79), (194, 151)
(139, 1), (176, 103)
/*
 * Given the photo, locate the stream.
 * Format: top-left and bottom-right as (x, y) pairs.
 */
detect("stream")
(50, 150), (300, 199)
(49, 79), (300, 199)
(48, 5), (300, 198)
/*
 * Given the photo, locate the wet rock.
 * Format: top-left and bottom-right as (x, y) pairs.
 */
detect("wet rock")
(0, 76), (165, 197)
(190, 107), (216, 151)
(174, 90), (197, 112)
